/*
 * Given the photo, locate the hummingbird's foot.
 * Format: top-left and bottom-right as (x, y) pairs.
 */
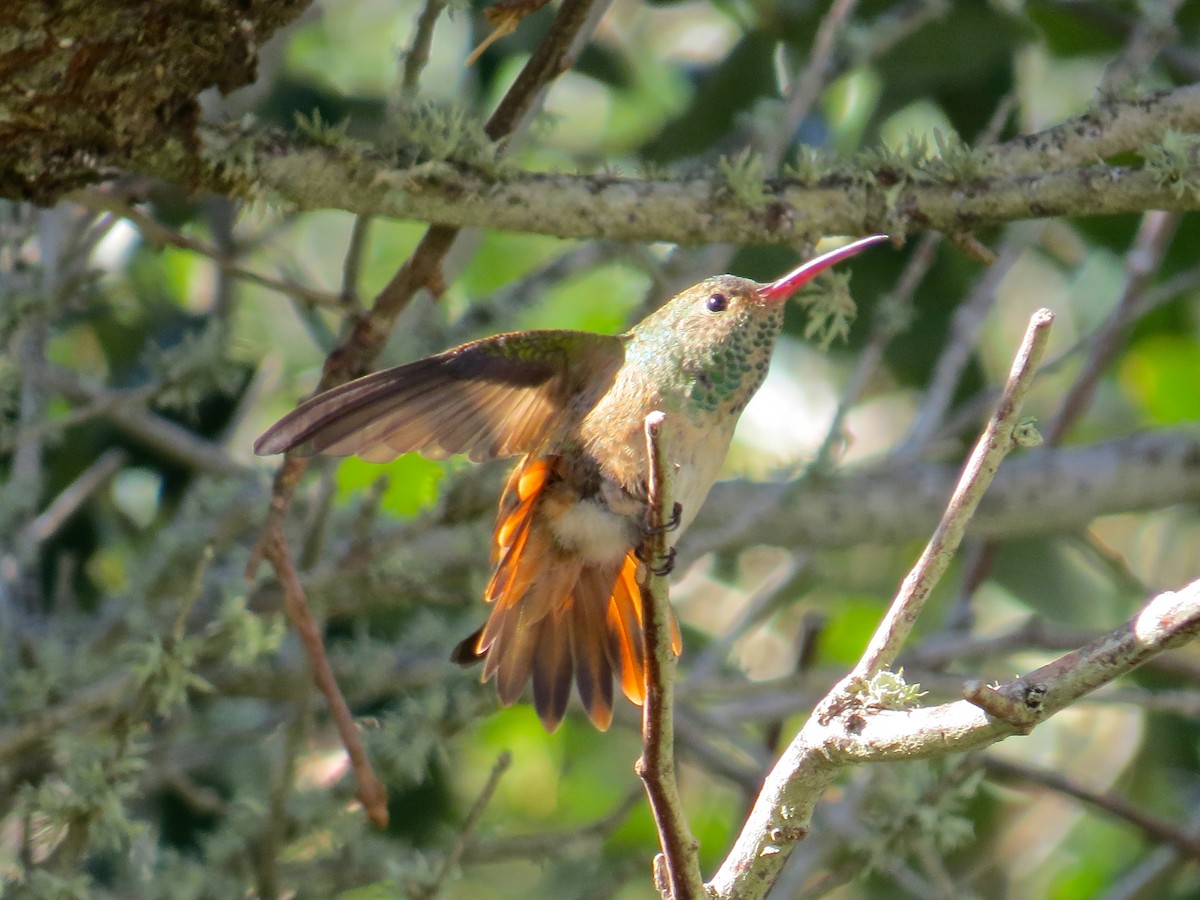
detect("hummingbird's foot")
(641, 501), (683, 536)
(648, 547), (677, 577)
(634, 542), (677, 575)
(667, 501), (682, 531)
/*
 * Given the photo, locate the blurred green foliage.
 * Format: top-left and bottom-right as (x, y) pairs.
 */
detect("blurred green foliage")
(1, 1), (1199, 898)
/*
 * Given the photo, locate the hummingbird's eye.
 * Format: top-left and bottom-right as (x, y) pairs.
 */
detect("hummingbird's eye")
(706, 292), (728, 313)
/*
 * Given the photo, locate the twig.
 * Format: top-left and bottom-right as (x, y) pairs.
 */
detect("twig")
(39, 366), (246, 477)
(945, 210), (1178, 631)
(1044, 210), (1180, 445)
(29, 448), (128, 545)
(258, 685), (310, 900)
(707, 308), (1055, 899)
(982, 754), (1200, 859)
(263, 533), (389, 827)
(647, 0), (867, 302)
(933, 259), (1200, 444)
(764, 0), (860, 171)
(339, 214), (371, 311)
(1102, 808), (1200, 900)
(423, 751), (512, 899)
(0, 673), (139, 762)
(465, 788), (642, 862)
(1099, 0), (1184, 94)
(444, 241), (622, 343)
(852, 309), (1054, 677)
(636, 411), (705, 900)
(1060, 0), (1200, 83)
(893, 227), (1040, 462)
(811, 230), (942, 470)
(817, 90), (1015, 470)
(401, 0), (450, 97)
(688, 553), (808, 680)
(72, 188), (345, 309)
(707, 575), (1200, 899)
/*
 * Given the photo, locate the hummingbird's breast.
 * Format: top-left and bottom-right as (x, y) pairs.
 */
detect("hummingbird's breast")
(553, 304), (783, 553)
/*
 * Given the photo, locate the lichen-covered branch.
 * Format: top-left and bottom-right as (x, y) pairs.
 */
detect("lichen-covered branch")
(174, 129), (1200, 246)
(685, 427), (1200, 557)
(706, 562), (1200, 897)
(138, 83), (1200, 247)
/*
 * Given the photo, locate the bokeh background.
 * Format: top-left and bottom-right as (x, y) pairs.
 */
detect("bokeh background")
(2, 1), (1200, 897)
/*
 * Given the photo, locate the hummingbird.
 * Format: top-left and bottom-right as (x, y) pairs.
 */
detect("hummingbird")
(255, 234), (887, 731)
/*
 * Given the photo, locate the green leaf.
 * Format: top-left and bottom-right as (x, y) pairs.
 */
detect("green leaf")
(1119, 334), (1200, 425)
(335, 454), (446, 518)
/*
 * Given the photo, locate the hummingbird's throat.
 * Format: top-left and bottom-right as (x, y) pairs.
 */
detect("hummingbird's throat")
(686, 306), (783, 415)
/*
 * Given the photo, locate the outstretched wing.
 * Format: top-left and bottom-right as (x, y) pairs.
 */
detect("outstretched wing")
(254, 330), (626, 463)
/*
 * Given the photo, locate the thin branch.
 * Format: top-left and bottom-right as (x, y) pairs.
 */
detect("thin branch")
(811, 230), (942, 470)
(1044, 209), (1180, 445)
(1102, 808), (1200, 900)
(401, 0), (450, 97)
(0, 673), (139, 763)
(636, 411), (704, 900)
(893, 226), (1040, 462)
(38, 366), (247, 477)
(688, 553), (808, 680)
(465, 788), (642, 863)
(422, 751), (512, 899)
(339, 214), (371, 311)
(815, 90), (1015, 471)
(1098, 0), (1185, 94)
(945, 209), (1179, 631)
(982, 754), (1200, 859)
(707, 308), (1054, 899)
(29, 448), (129, 545)
(933, 241), (1200, 455)
(852, 309), (1053, 677)
(708, 575), (1200, 899)
(263, 533), (389, 827)
(72, 189), (345, 309)
(444, 241), (623, 344)
(764, 0), (861, 172)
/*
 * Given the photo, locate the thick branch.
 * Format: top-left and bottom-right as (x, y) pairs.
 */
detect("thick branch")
(685, 427), (1200, 556)
(179, 127), (1200, 245)
(707, 576), (1200, 898)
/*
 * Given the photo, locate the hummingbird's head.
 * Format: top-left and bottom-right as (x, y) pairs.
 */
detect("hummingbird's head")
(645, 233), (889, 344)
(631, 235), (888, 415)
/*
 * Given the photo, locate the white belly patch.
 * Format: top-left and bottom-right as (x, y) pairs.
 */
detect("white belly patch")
(549, 497), (632, 565)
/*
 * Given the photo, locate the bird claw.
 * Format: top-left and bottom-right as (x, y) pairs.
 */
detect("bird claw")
(646, 546), (676, 577)
(642, 501), (682, 536)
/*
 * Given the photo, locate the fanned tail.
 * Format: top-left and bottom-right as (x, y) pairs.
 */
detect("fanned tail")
(452, 454), (683, 731)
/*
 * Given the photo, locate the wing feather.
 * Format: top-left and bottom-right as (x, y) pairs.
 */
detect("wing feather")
(255, 330), (626, 462)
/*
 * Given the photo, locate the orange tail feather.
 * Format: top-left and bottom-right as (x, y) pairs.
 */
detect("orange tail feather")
(460, 454), (683, 730)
